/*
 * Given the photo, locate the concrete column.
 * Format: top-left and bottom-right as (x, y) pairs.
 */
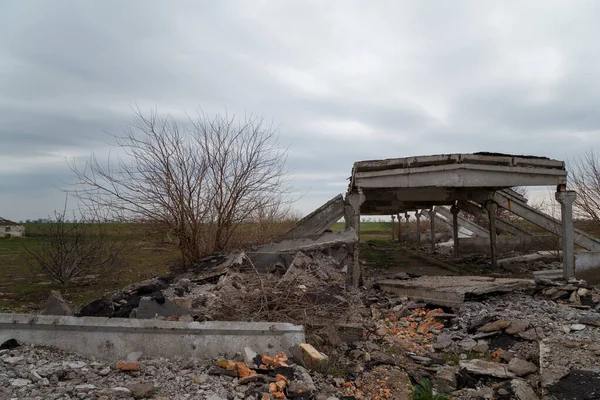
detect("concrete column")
(555, 190), (577, 279)
(428, 208), (436, 251)
(405, 212), (410, 238)
(345, 190), (365, 286)
(486, 202), (498, 268)
(396, 214), (402, 242)
(391, 215), (396, 241)
(415, 210), (422, 246)
(451, 205), (460, 258)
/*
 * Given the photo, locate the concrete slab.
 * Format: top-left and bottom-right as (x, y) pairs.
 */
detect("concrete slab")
(0, 314), (305, 362)
(254, 228), (357, 253)
(378, 276), (535, 307)
(279, 194), (345, 240)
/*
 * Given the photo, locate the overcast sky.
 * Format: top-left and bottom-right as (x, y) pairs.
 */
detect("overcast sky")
(2, 1), (600, 221)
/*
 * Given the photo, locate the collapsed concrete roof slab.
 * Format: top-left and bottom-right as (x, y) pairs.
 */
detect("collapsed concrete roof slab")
(350, 153), (567, 215)
(279, 194), (345, 240)
(377, 276), (535, 307)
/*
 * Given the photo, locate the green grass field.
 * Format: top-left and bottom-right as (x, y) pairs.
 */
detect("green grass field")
(0, 223), (178, 312)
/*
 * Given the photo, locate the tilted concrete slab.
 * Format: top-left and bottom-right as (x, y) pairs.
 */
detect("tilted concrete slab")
(279, 194), (345, 240)
(494, 190), (600, 251)
(378, 276), (535, 307)
(255, 228), (357, 253)
(0, 314), (305, 361)
(457, 200), (533, 237)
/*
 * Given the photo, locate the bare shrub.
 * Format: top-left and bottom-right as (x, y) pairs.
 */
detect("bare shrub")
(69, 108), (293, 267)
(24, 209), (125, 286)
(570, 150), (600, 228)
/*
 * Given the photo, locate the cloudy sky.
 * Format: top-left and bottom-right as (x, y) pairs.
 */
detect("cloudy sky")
(2, 1), (600, 221)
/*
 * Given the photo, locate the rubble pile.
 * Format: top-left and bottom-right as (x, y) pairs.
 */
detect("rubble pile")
(0, 342), (335, 400)
(78, 250), (364, 328)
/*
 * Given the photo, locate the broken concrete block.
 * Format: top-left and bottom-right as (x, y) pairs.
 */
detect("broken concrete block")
(42, 290), (73, 316)
(519, 327), (545, 341)
(510, 379), (539, 400)
(460, 359), (516, 378)
(505, 320), (531, 335)
(126, 382), (156, 399)
(289, 344), (329, 369)
(243, 347), (259, 366)
(478, 320), (511, 333)
(579, 314), (600, 327)
(508, 358), (538, 376)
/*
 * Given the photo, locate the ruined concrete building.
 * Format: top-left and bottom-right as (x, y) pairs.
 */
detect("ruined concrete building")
(283, 152), (600, 285)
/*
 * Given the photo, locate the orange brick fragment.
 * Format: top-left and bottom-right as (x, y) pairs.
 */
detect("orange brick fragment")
(117, 361), (138, 371)
(236, 362), (256, 379)
(216, 359), (236, 371)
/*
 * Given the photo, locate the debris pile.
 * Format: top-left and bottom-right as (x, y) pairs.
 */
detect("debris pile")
(77, 249), (364, 328)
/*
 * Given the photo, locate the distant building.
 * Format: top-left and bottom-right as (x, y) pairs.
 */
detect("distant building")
(0, 218), (25, 238)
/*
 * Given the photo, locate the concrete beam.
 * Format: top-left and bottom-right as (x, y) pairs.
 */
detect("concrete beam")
(255, 229), (357, 253)
(279, 194), (344, 240)
(355, 165), (567, 189)
(494, 190), (600, 251)
(436, 206), (490, 237)
(0, 314), (305, 361)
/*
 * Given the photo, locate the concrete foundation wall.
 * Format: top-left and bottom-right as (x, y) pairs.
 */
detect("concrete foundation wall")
(458, 236), (558, 256)
(0, 314), (305, 362)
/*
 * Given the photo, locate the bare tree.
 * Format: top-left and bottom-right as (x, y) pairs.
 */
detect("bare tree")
(570, 150), (600, 226)
(24, 206), (124, 286)
(69, 108), (292, 266)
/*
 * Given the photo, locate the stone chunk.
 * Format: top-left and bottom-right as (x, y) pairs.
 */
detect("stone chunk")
(579, 315), (600, 327)
(519, 327), (545, 341)
(505, 320), (531, 335)
(290, 343), (329, 369)
(42, 290), (73, 316)
(508, 358), (538, 376)
(127, 383), (156, 399)
(460, 359), (516, 378)
(511, 379), (539, 400)
(478, 320), (511, 333)
(10, 378), (31, 387)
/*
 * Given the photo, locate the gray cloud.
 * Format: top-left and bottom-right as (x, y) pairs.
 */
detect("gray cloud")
(1, 0), (600, 220)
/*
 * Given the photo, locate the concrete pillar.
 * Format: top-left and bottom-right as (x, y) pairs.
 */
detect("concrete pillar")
(345, 190), (365, 286)
(555, 190), (577, 279)
(391, 215), (396, 241)
(486, 202), (498, 268)
(428, 208), (436, 251)
(451, 205), (460, 258)
(415, 210), (422, 246)
(405, 212), (410, 238)
(396, 214), (402, 242)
